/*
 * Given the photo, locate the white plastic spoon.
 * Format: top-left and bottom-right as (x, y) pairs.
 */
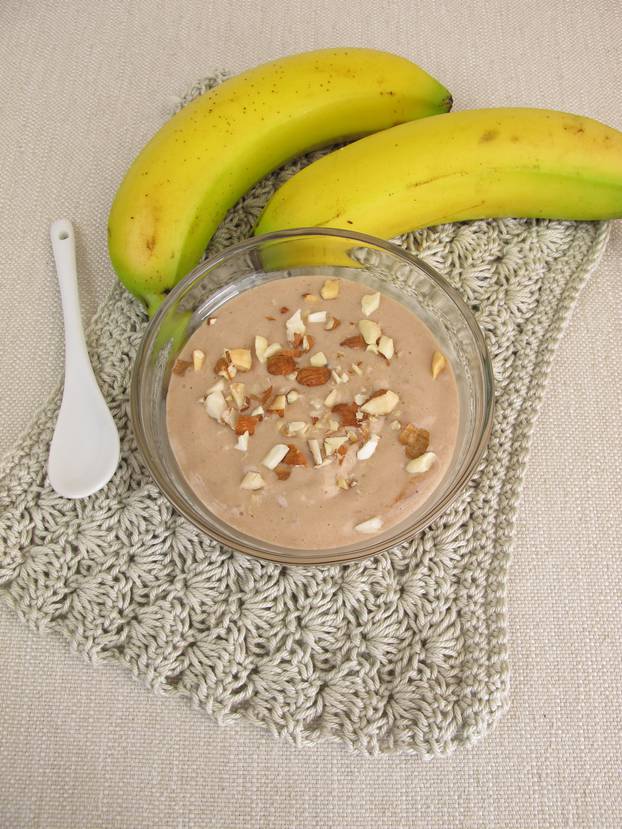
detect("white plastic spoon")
(47, 219), (120, 498)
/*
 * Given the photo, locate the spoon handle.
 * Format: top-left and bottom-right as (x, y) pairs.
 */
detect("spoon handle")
(50, 219), (92, 379)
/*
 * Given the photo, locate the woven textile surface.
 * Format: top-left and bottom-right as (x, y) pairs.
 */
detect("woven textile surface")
(0, 74), (610, 757)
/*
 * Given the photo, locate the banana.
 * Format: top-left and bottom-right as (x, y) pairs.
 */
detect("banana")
(255, 108), (622, 241)
(108, 49), (452, 314)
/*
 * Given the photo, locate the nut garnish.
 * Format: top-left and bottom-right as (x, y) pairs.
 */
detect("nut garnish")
(204, 390), (228, 421)
(324, 389), (338, 407)
(340, 334), (366, 349)
(275, 465), (291, 480)
(227, 348), (252, 371)
(192, 349), (205, 371)
(336, 477), (350, 490)
(325, 316), (340, 331)
(350, 362), (363, 376)
(255, 335), (268, 363)
(230, 382), (246, 410)
(250, 405), (264, 417)
(236, 414), (259, 435)
(261, 444), (290, 470)
(268, 394), (287, 415)
(353, 392), (368, 406)
(240, 471), (265, 491)
(320, 279), (340, 299)
(286, 390), (300, 404)
(286, 309), (306, 342)
(358, 320), (382, 345)
(307, 438), (323, 466)
(357, 434), (380, 460)
(324, 435), (349, 457)
(284, 421), (307, 436)
(296, 366), (331, 386)
(406, 452), (437, 475)
(360, 390), (399, 416)
(303, 293), (319, 303)
(307, 310), (327, 323)
(309, 351), (328, 367)
(207, 317), (217, 326)
(399, 423), (430, 459)
(432, 351), (447, 379)
(354, 516), (383, 534)
(263, 343), (282, 361)
(172, 358), (192, 376)
(332, 369), (349, 384)
(332, 402), (359, 427)
(391, 419), (401, 431)
(378, 336), (394, 361)
(267, 354), (297, 375)
(284, 444), (308, 466)
(361, 292), (381, 316)
(235, 432), (249, 452)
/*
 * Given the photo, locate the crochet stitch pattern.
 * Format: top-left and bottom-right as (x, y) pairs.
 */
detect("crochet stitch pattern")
(0, 74), (610, 756)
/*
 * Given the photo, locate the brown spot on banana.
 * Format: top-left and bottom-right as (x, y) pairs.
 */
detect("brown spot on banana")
(480, 130), (499, 142)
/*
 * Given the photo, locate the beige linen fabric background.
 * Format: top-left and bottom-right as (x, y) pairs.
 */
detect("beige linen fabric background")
(1, 1), (621, 826)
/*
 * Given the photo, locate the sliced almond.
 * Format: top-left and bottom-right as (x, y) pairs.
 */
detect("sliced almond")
(307, 438), (323, 466)
(324, 389), (338, 407)
(324, 316), (340, 331)
(296, 366), (331, 386)
(360, 390), (399, 416)
(240, 471), (265, 491)
(192, 349), (205, 371)
(358, 319), (382, 345)
(262, 444), (290, 470)
(268, 394), (287, 413)
(406, 452), (437, 475)
(286, 309), (305, 342)
(250, 406), (264, 418)
(357, 434), (380, 461)
(303, 292), (320, 303)
(309, 351), (328, 367)
(235, 431), (249, 452)
(236, 414), (259, 435)
(324, 435), (349, 457)
(255, 335), (268, 363)
(320, 279), (340, 300)
(378, 336), (394, 361)
(307, 310), (327, 324)
(267, 353), (297, 375)
(361, 292), (381, 317)
(286, 390), (300, 404)
(354, 516), (383, 534)
(230, 382), (246, 410)
(285, 421), (307, 436)
(432, 351), (447, 379)
(204, 390), (227, 421)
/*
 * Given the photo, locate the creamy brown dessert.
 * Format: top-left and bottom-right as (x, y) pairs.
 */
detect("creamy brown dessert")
(166, 276), (459, 550)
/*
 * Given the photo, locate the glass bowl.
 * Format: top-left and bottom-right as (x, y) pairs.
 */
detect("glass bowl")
(131, 228), (494, 566)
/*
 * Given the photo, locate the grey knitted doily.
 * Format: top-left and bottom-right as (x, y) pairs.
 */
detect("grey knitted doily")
(0, 74), (610, 756)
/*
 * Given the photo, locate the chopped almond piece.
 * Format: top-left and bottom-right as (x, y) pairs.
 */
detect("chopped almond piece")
(284, 444), (308, 466)
(320, 279), (340, 299)
(307, 438), (323, 466)
(263, 343), (282, 360)
(360, 390), (399, 416)
(378, 336), (394, 361)
(286, 309), (306, 342)
(267, 354), (297, 375)
(406, 452), (436, 475)
(324, 316), (340, 331)
(324, 389), (338, 407)
(230, 382), (246, 410)
(235, 414), (259, 435)
(399, 423), (430, 459)
(227, 348), (252, 371)
(350, 362), (363, 376)
(340, 334), (366, 349)
(262, 444), (290, 470)
(332, 402), (360, 427)
(192, 349), (205, 371)
(213, 356), (228, 376)
(268, 394), (287, 414)
(286, 390), (300, 404)
(204, 390), (228, 421)
(255, 335), (268, 363)
(432, 351), (447, 379)
(172, 359), (192, 376)
(206, 317), (217, 326)
(235, 432), (249, 452)
(357, 434), (380, 460)
(259, 385), (273, 405)
(309, 351), (328, 367)
(307, 310), (327, 323)
(324, 435), (349, 457)
(296, 366), (331, 386)
(284, 421), (307, 436)
(275, 465), (291, 480)
(361, 292), (381, 316)
(250, 406), (264, 417)
(354, 516), (383, 534)
(240, 471), (265, 491)
(358, 319), (382, 345)
(303, 293), (320, 303)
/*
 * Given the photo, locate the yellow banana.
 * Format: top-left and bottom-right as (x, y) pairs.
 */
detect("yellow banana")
(255, 108), (622, 241)
(108, 48), (452, 314)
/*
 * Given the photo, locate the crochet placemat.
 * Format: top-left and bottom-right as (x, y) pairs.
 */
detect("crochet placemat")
(0, 75), (610, 756)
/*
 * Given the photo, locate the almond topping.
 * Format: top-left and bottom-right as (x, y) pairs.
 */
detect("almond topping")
(350, 362), (363, 376)
(406, 452), (437, 475)
(191, 349), (205, 371)
(204, 390), (227, 421)
(360, 390), (399, 416)
(324, 389), (338, 407)
(259, 385), (273, 405)
(353, 393), (368, 406)
(296, 366), (331, 386)
(340, 334), (366, 349)
(332, 402), (359, 427)
(285, 421), (307, 436)
(325, 316), (341, 331)
(432, 351), (447, 379)
(263, 343), (282, 361)
(227, 348), (252, 371)
(307, 438), (323, 466)
(357, 434), (380, 460)
(250, 406), (264, 418)
(336, 477), (350, 490)
(268, 394), (287, 413)
(286, 309), (306, 342)
(207, 317), (217, 326)
(235, 431), (249, 452)
(172, 358), (192, 376)
(240, 471), (265, 491)
(230, 382), (246, 410)
(236, 414), (259, 435)
(354, 516), (383, 534)
(267, 354), (297, 375)
(255, 335), (268, 363)
(361, 292), (381, 316)
(307, 310), (327, 323)
(320, 279), (340, 300)
(391, 420), (401, 431)
(302, 334), (314, 352)
(286, 390), (300, 404)
(275, 465), (291, 481)
(214, 356), (228, 376)
(303, 293), (319, 303)
(284, 444), (308, 466)
(324, 435), (349, 457)
(262, 444), (290, 470)
(309, 351), (328, 367)
(378, 336), (394, 361)
(399, 424), (430, 459)
(358, 319), (382, 345)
